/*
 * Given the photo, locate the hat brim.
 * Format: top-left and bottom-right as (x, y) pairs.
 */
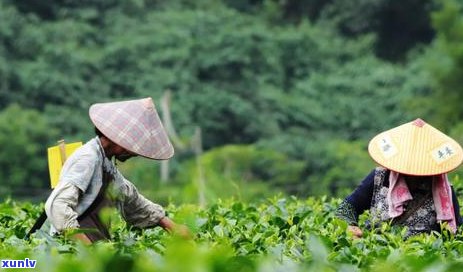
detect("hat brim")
(368, 120), (463, 176)
(89, 98), (174, 160)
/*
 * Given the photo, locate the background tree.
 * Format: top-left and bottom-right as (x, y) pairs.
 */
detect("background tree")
(0, 0), (459, 202)
(0, 105), (58, 199)
(425, 0), (463, 129)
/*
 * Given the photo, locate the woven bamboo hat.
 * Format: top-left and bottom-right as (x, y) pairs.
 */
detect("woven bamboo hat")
(89, 97), (174, 160)
(368, 118), (463, 175)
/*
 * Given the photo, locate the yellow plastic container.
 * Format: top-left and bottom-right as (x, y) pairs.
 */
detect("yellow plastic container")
(47, 141), (82, 188)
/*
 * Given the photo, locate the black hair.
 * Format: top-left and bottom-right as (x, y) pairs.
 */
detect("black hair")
(95, 127), (104, 138)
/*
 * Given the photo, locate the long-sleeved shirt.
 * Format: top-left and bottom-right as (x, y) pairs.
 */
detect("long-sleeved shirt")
(45, 137), (165, 233)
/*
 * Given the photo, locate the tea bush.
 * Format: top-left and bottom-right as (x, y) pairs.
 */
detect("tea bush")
(1, 197), (463, 271)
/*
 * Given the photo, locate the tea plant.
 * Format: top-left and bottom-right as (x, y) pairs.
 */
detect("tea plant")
(1, 197), (463, 271)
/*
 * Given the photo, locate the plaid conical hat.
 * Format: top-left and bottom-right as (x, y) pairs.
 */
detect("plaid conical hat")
(89, 97), (174, 160)
(368, 118), (463, 175)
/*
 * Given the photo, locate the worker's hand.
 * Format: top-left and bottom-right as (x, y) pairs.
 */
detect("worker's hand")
(72, 232), (92, 245)
(347, 225), (363, 239)
(172, 224), (192, 239)
(159, 217), (192, 239)
(64, 229), (92, 245)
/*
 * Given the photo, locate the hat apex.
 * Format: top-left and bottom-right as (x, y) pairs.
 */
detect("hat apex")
(412, 118), (426, 127)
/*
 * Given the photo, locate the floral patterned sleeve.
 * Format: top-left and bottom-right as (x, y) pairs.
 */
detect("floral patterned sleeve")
(335, 169), (378, 226)
(335, 200), (359, 226)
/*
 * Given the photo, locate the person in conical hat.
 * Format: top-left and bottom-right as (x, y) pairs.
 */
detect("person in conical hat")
(45, 97), (190, 244)
(336, 118), (463, 239)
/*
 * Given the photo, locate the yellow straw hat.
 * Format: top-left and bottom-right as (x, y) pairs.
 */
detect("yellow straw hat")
(368, 118), (463, 176)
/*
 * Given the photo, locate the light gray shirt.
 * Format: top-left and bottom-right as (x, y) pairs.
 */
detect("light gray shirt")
(45, 137), (165, 233)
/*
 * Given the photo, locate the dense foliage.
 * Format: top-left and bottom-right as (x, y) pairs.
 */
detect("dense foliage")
(2, 196), (463, 271)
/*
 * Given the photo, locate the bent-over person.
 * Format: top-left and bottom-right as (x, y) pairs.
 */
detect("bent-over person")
(336, 118), (463, 239)
(45, 97), (189, 244)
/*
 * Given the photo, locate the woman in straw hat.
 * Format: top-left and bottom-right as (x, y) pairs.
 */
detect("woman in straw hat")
(45, 97), (189, 244)
(336, 118), (463, 239)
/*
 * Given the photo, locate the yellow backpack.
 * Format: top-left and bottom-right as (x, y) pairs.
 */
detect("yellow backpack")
(47, 140), (82, 188)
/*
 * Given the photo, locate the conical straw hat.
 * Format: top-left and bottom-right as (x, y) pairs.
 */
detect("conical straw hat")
(368, 118), (463, 175)
(89, 97), (174, 160)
